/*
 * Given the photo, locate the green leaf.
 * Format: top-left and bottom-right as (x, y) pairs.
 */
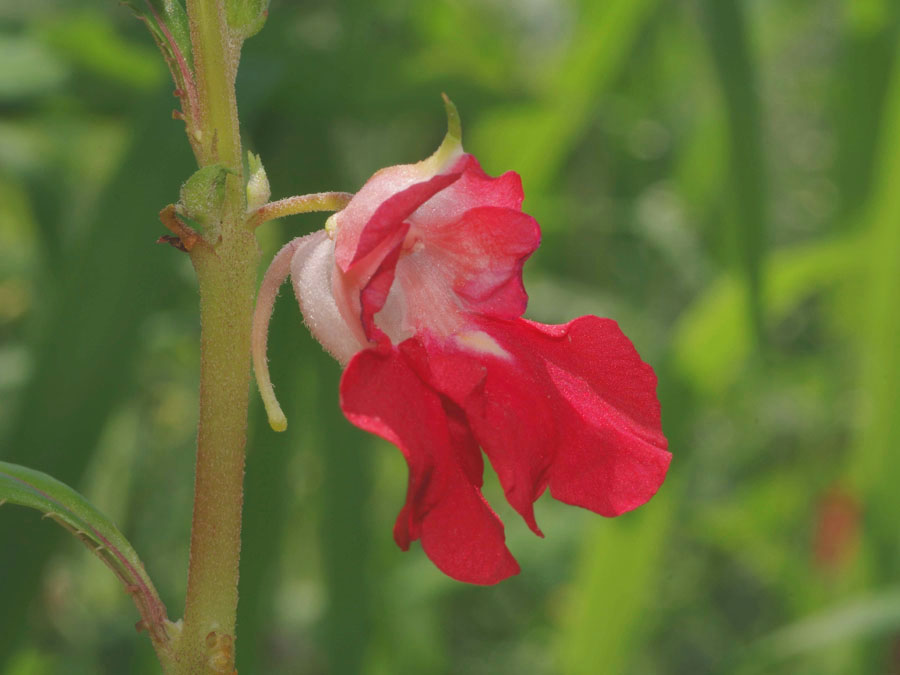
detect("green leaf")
(225, 0), (270, 39)
(0, 461), (172, 654)
(123, 0), (193, 85)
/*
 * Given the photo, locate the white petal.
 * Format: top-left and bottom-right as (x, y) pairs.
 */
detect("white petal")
(291, 230), (368, 365)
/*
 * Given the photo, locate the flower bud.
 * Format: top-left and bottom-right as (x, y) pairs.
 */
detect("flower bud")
(246, 152), (270, 211)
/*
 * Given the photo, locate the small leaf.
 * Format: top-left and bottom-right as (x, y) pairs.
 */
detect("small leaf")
(154, 0), (193, 68)
(225, 0), (270, 39)
(0, 461), (171, 653)
(123, 0), (193, 95)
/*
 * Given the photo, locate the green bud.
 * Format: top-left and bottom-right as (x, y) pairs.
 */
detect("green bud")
(178, 164), (233, 228)
(246, 152), (270, 211)
(225, 0), (270, 39)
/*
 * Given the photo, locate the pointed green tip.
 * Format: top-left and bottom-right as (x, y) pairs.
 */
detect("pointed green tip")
(442, 93), (462, 142)
(248, 150), (262, 174)
(425, 94), (464, 170)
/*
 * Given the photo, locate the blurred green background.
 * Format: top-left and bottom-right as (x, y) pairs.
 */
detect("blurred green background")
(1, 0), (899, 673)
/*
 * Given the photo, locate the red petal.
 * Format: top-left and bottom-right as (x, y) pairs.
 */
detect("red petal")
(522, 317), (671, 516)
(427, 206), (540, 319)
(340, 347), (519, 584)
(416, 316), (670, 532)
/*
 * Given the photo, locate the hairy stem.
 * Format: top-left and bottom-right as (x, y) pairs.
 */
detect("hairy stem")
(248, 192), (353, 228)
(176, 234), (258, 674)
(174, 0), (255, 672)
(187, 0), (240, 170)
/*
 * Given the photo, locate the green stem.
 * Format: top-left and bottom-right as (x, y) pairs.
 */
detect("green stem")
(174, 0), (255, 672)
(188, 0), (240, 169)
(176, 234), (258, 674)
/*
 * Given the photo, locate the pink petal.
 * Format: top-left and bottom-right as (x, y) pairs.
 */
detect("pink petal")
(409, 156), (524, 232)
(366, 206), (540, 344)
(335, 170), (463, 271)
(340, 347), (520, 584)
(414, 316), (670, 532)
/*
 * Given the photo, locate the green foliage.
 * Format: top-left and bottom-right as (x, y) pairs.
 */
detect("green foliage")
(470, 0), (660, 198)
(756, 589), (900, 666)
(852, 42), (900, 574)
(0, 461), (169, 652)
(700, 0), (767, 349)
(673, 234), (864, 394)
(558, 490), (672, 675)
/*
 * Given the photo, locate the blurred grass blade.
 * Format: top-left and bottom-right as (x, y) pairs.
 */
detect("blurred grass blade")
(470, 0), (659, 193)
(700, 0), (767, 349)
(0, 35), (68, 102)
(557, 489), (672, 675)
(317, 355), (375, 675)
(757, 589), (900, 663)
(0, 461), (171, 656)
(833, 2), (897, 222)
(238, 285), (310, 673)
(40, 11), (164, 90)
(847, 0), (891, 34)
(849, 34), (900, 567)
(673, 233), (865, 393)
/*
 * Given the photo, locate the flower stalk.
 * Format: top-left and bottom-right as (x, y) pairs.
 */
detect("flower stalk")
(248, 192), (354, 229)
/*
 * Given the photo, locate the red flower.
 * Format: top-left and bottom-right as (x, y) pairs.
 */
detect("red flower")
(252, 99), (670, 584)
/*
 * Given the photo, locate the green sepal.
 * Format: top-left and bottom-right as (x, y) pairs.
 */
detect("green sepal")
(442, 93), (462, 142)
(424, 94), (465, 172)
(0, 461), (170, 649)
(225, 0), (270, 39)
(178, 163), (235, 228)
